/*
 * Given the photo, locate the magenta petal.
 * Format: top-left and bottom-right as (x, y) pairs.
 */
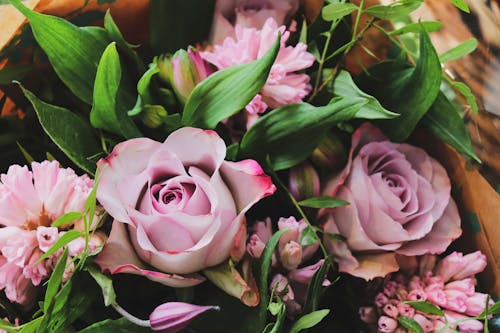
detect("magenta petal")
(150, 302), (218, 333)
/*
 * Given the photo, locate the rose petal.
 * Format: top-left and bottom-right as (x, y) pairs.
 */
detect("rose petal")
(396, 200), (462, 256)
(219, 159), (276, 214)
(94, 221), (203, 287)
(163, 128), (227, 176)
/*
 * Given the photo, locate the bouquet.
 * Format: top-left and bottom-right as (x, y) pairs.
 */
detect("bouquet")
(0, 0), (498, 332)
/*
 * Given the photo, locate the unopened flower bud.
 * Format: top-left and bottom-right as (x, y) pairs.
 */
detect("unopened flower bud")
(149, 302), (218, 333)
(36, 227), (59, 253)
(247, 234), (266, 259)
(279, 241), (302, 271)
(382, 303), (399, 319)
(157, 48), (211, 104)
(270, 274), (294, 302)
(378, 316), (398, 333)
(465, 292), (493, 316)
(413, 314), (434, 332)
(397, 303), (415, 318)
(288, 162), (320, 201)
(310, 131), (347, 173)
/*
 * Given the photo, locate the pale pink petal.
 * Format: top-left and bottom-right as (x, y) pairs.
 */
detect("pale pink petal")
(150, 302), (217, 333)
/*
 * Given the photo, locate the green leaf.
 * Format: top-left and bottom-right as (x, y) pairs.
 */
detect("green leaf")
(38, 230), (83, 263)
(298, 196), (349, 209)
(258, 229), (288, 331)
(398, 316), (424, 333)
(322, 3), (358, 21)
(51, 211), (84, 228)
(90, 42), (141, 138)
(478, 302), (500, 319)
(300, 226), (318, 247)
(422, 92), (481, 163)
(389, 21), (443, 35)
(450, 81), (478, 114)
(365, 0), (423, 19)
(332, 70), (397, 120)
(439, 38), (477, 63)
(78, 318), (151, 333)
(450, 0), (470, 13)
(182, 35), (280, 129)
(16, 142), (35, 164)
(137, 64), (160, 105)
(149, 0), (216, 54)
(44, 248), (69, 313)
(266, 303), (286, 333)
(289, 309), (330, 333)
(239, 98), (394, 170)
(103, 10), (144, 72)
(0, 66), (32, 85)
(88, 265), (116, 307)
(9, 0), (109, 104)
(19, 317), (43, 333)
(0, 318), (17, 333)
(18, 84), (101, 175)
(368, 30), (442, 141)
(404, 301), (444, 316)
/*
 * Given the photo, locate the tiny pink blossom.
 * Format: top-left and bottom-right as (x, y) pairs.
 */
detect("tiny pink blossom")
(375, 292), (389, 308)
(246, 234), (266, 259)
(425, 288), (447, 308)
(407, 289), (427, 302)
(384, 281), (398, 298)
(377, 316), (398, 333)
(444, 289), (468, 313)
(149, 302), (218, 333)
(270, 274), (294, 302)
(397, 303), (415, 318)
(451, 251), (487, 281)
(465, 292), (493, 316)
(413, 314), (434, 332)
(36, 226), (59, 253)
(22, 249), (50, 286)
(287, 259), (324, 284)
(1, 229), (37, 267)
(445, 278), (475, 296)
(382, 303), (399, 319)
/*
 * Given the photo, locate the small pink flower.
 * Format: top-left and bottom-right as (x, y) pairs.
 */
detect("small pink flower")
(397, 303), (415, 317)
(382, 303), (399, 319)
(445, 278), (475, 296)
(377, 316), (398, 333)
(407, 289), (427, 302)
(451, 251), (487, 281)
(444, 289), (468, 313)
(270, 274), (294, 302)
(277, 216), (301, 250)
(359, 306), (377, 324)
(201, 18), (314, 126)
(1, 229), (37, 267)
(444, 310), (483, 332)
(375, 292), (389, 308)
(149, 302), (218, 333)
(465, 292), (493, 316)
(383, 281), (398, 298)
(279, 241), (302, 271)
(22, 249), (51, 286)
(425, 288), (447, 308)
(413, 314), (434, 333)
(246, 234), (266, 259)
(288, 259), (324, 284)
(36, 227), (59, 252)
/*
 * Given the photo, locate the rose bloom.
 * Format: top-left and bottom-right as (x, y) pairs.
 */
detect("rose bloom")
(95, 127), (276, 287)
(321, 123), (462, 280)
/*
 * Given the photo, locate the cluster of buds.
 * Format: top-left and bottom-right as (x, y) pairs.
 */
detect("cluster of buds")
(360, 252), (493, 333)
(247, 216), (328, 316)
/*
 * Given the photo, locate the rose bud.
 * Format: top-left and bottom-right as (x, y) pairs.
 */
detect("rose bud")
(277, 216), (301, 251)
(279, 241), (302, 271)
(359, 306), (377, 324)
(413, 314), (434, 333)
(407, 289), (427, 302)
(378, 316), (398, 333)
(450, 251), (487, 281)
(149, 302), (218, 333)
(157, 48), (211, 104)
(288, 162), (320, 201)
(310, 131), (347, 174)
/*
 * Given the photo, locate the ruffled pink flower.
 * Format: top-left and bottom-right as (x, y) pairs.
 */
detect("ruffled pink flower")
(201, 17), (315, 126)
(321, 123), (462, 280)
(0, 161), (95, 306)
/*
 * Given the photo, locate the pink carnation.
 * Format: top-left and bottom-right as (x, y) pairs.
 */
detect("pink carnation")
(0, 161), (95, 306)
(201, 17), (315, 126)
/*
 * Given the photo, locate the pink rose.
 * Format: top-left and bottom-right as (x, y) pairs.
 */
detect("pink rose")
(322, 123), (462, 280)
(95, 127), (276, 287)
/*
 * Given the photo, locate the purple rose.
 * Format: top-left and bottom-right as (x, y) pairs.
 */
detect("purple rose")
(95, 127), (276, 287)
(322, 124), (462, 280)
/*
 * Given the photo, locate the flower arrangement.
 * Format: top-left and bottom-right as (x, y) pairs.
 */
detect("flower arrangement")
(0, 0), (498, 332)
